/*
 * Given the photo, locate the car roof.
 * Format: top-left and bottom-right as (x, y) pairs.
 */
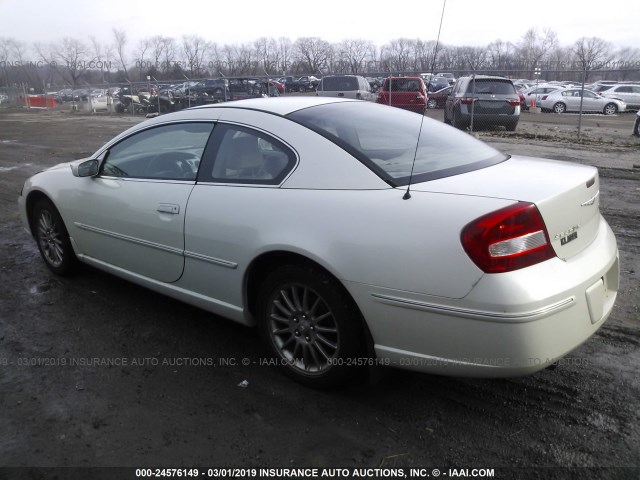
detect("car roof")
(192, 96), (356, 116)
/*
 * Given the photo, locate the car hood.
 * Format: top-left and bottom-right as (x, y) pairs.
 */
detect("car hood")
(410, 156), (602, 260)
(42, 157), (92, 173)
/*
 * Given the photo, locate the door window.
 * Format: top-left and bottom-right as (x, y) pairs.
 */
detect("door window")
(203, 125), (296, 184)
(101, 122), (214, 180)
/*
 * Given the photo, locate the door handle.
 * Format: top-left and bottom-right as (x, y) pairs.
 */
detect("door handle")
(157, 203), (180, 214)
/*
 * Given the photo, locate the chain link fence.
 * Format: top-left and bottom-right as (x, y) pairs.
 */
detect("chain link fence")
(2, 69), (639, 142)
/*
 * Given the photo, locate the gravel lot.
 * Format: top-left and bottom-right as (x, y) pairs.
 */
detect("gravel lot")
(0, 106), (638, 479)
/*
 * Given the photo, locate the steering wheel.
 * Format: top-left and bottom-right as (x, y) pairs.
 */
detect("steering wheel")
(147, 152), (194, 178)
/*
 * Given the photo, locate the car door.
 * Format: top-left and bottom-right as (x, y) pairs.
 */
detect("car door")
(581, 90), (602, 111)
(181, 120), (298, 310)
(69, 122), (215, 283)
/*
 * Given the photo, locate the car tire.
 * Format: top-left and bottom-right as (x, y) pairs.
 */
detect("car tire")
(553, 102), (566, 114)
(257, 264), (366, 389)
(603, 103), (618, 115)
(32, 199), (78, 276)
(505, 121), (518, 132)
(452, 110), (465, 130)
(298, 85), (306, 93)
(427, 98), (438, 109)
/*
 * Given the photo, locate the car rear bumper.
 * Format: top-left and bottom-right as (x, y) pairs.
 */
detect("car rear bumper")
(348, 215), (619, 377)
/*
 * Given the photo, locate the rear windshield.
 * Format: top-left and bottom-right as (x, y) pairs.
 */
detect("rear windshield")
(465, 79), (516, 95)
(319, 76), (359, 91)
(385, 78), (423, 92)
(288, 102), (507, 186)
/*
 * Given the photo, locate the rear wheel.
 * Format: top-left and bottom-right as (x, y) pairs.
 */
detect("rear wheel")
(298, 85), (306, 93)
(553, 102), (566, 114)
(452, 110), (466, 130)
(32, 199), (78, 276)
(427, 98), (438, 109)
(603, 103), (618, 115)
(257, 264), (366, 388)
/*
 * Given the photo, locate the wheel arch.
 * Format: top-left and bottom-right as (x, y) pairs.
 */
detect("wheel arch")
(25, 190), (56, 237)
(244, 250), (375, 354)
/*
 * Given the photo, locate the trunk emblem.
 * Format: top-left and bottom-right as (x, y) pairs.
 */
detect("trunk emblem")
(581, 191), (599, 207)
(560, 231), (578, 246)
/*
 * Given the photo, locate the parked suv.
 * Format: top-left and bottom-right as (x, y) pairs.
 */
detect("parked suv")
(444, 75), (520, 131)
(316, 75), (373, 100)
(376, 76), (427, 113)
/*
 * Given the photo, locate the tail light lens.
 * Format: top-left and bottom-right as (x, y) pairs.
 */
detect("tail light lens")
(541, 95), (548, 100)
(507, 99), (521, 106)
(461, 202), (556, 273)
(461, 97), (475, 105)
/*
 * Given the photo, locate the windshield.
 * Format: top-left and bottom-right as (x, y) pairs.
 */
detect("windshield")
(288, 102), (507, 186)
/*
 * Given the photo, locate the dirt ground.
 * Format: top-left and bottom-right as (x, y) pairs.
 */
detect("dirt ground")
(0, 106), (638, 479)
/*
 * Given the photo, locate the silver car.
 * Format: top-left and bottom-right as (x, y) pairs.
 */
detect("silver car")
(599, 84), (640, 109)
(316, 75), (374, 101)
(19, 97), (619, 388)
(521, 84), (566, 109)
(539, 88), (626, 115)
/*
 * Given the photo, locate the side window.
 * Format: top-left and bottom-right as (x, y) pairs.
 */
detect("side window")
(101, 123), (214, 180)
(206, 125), (296, 184)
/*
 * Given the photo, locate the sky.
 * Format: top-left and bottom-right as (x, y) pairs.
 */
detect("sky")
(1, 0), (638, 51)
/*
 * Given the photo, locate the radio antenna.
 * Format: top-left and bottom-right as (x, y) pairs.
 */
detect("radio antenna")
(404, 0), (448, 200)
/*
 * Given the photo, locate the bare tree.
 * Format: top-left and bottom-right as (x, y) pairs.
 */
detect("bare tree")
(294, 37), (331, 74)
(572, 36), (612, 81)
(414, 39), (438, 72)
(112, 28), (129, 81)
(336, 39), (375, 74)
(1, 38), (40, 87)
(254, 37), (279, 75)
(135, 37), (152, 79)
(517, 28), (558, 75)
(52, 37), (94, 88)
(616, 47), (640, 81)
(160, 37), (178, 75)
(276, 37), (293, 75)
(486, 39), (516, 71)
(380, 38), (414, 72)
(182, 35), (209, 77)
(89, 36), (113, 83)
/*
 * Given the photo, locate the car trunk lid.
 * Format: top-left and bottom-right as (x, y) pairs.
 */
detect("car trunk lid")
(411, 156), (601, 260)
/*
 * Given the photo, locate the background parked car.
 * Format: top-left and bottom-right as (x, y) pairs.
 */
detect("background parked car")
(599, 84), (640, 109)
(277, 76), (316, 93)
(444, 75), (520, 131)
(376, 76), (427, 113)
(426, 85), (453, 109)
(538, 88), (626, 115)
(426, 76), (451, 92)
(316, 75), (373, 100)
(521, 84), (566, 109)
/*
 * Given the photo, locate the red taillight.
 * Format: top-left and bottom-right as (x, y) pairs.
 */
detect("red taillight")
(461, 97), (475, 105)
(460, 202), (555, 273)
(507, 99), (521, 106)
(541, 95), (548, 100)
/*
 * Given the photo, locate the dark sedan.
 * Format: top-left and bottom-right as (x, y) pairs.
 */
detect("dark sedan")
(427, 86), (453, 109)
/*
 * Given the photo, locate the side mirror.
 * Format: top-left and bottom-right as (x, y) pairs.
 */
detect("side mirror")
(71, 159), (99, 177)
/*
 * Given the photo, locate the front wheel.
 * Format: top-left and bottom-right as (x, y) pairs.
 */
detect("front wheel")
(32, 199), (78, 275)
(553, 102), (566, 114)
(427, 98), (438, 109)
(257, 264), (365, 388)
(603, 103), (618, 115)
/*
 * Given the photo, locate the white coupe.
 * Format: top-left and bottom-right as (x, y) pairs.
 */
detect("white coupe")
(18, 97), (619, 388)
